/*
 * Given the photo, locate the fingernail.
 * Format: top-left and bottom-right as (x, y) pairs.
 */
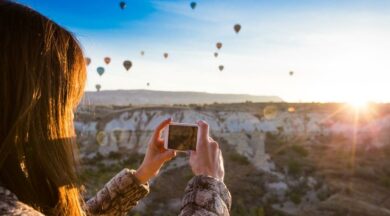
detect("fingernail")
(197, 120), (205, 125)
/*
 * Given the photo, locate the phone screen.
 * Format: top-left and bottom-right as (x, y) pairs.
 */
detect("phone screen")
(168, 124), (197, 151)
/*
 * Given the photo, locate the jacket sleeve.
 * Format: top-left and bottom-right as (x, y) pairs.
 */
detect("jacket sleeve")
(179, 175), (232, 216)
(85, 168), (149, 216)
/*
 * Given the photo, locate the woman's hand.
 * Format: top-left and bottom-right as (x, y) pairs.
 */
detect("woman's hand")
(189, 120), (225, 181)
(134, 118), (176, 184)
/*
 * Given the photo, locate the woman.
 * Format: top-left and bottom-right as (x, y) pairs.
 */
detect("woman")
(0, 1), (231, 216)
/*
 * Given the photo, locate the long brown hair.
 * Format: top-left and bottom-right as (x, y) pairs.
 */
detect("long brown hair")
(0, 1), (86, 215)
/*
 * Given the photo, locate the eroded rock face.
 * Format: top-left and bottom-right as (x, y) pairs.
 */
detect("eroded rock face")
(75, 107), (390, 166)
(75, 105), (390, 215)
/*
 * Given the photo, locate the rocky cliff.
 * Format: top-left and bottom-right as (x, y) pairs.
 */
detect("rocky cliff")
(75, 103), (390, 215)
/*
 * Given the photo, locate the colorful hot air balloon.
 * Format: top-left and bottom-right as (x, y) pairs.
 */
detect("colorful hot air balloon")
(190, 2), (196, 10)
(216, 42), (222, 50)
(214, 52), (218, 58)
(95, 84), (101, 92)
(234, 24), (241, 34)
(104, 57), (111, 65)
(85, 57), (91, 66)
(119, 1), (126, 10)
(289, 71), (294, 76)
(123, 60), (132, 71)
(104, 57), (111, 64)
(163, 53), (168, 59)
(218, 65), (224, 71)
(97, 67), (105, 76)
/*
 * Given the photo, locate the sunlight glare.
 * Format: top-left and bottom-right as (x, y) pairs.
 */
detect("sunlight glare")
(347, 98), (368, 111)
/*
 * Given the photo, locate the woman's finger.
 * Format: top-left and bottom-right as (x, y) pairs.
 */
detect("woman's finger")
(152, 118), (172, 142)
(197, 120), (209, 145)
(208, 141), (219, 162)
(218, 150), (225, 181)
(189, 150), (197, 162)
(156, 139), (164, 147)
(159, 149), (176, 162)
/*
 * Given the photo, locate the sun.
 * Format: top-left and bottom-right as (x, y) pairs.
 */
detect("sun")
(347, 98), (369, 111)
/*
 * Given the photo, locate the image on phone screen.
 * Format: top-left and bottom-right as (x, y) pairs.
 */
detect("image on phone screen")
(168, 124), (197, 151)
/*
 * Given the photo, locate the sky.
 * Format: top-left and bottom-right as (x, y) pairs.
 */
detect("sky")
(17, 0), (390, 103)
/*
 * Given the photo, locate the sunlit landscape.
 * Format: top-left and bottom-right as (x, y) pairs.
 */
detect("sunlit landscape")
(17, 0), (390, 215)
(75, 100), (390, 215)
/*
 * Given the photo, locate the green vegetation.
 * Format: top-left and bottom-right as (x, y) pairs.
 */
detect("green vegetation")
(228, 152), (250, 165)
(107, 151), (122, 160)
(183, 171), (194, 182)
(264, 130), (313, 178)
(287, 181), (308, 205)
(291, 145), (309, 157)
(289, 192), (302, 205)
(380, 175), (390, 188)
(232, 206), (265, 216)
(287, 159), (302, 176)
(232, 198), (265, 216)
(316, 189), (331, 201)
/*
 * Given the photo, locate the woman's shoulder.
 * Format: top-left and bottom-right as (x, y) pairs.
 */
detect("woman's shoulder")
(0, 186), (44, 216)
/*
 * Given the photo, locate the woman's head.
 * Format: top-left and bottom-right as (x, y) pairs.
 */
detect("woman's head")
(0, 1), (86, 215)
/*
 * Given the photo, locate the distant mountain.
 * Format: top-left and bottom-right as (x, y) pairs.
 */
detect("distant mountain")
(80, 89), (283, 106)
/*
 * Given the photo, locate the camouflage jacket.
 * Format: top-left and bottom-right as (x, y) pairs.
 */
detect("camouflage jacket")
(0, 168), (231, 215)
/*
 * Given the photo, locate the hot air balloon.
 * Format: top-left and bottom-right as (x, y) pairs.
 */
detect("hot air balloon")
(214, 52), (218, 58)
(216, 42), (222, 50)
(218, 65), (224, 71)
(147, 82), (150, 87)
(119, 1), (126, 10)
(97, 67), (105, 76)
(95, 84), (101, 92)
(140, 51), (145, 56)
(104, 57), (111, 65)
(163, 53), (168, 59)
(234, 24), (241, 34)
(190, 2), (196, 10)
(85, 57), (91, 66)
(289, 71), (294, 76)
(123, 60), (132, 71)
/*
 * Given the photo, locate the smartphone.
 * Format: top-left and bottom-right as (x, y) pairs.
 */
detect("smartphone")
(164, 122), (198, 151)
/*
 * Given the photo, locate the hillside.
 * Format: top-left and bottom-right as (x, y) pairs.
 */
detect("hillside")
(80, 90), (283, 106)
(75, 103), (390, 216)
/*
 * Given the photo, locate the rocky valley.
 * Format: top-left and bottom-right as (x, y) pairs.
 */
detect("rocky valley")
(75, 102), (390, 216)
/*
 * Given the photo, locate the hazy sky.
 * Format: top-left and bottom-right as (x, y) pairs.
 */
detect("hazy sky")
(18, 0), (390, 102)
